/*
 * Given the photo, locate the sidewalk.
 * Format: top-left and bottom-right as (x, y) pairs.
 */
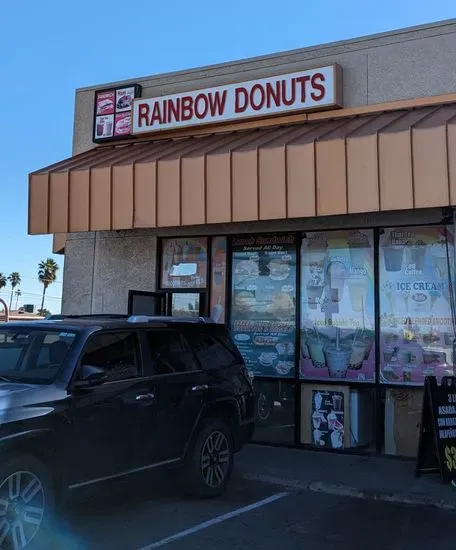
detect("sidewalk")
(236, 444), (456, 510)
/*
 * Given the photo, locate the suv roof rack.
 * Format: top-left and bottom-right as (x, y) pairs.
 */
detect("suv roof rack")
(46, 314), (129, 320)
(127, 315), (214, 324)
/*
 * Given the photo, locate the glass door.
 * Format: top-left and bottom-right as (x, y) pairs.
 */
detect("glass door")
(168, 292), (207, 318)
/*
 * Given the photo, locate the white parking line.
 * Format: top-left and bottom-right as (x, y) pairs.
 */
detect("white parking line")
(137, 491), (289, 549)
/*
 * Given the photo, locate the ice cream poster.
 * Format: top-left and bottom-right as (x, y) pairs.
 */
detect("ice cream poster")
(230, 234), (297, 378)
(379, 226), (456, 386)
(300, 230), (376, 382)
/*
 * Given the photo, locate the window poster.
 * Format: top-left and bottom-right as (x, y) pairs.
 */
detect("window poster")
(210, 237), (227, 323)
(300, 230), (375, 382)
(379, 226), (455, 385)
(161, 238), (208, 289)
(311, 388), (345, 449)
(230, 234), (297, 378)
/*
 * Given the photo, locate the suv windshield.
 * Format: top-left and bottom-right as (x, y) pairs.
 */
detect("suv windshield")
(0, 328), (76, 384)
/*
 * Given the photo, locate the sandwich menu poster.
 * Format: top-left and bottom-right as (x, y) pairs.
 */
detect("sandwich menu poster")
(230, 234), (297, 378)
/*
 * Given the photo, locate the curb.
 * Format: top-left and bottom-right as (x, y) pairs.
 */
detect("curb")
(242, 473), (456, 511)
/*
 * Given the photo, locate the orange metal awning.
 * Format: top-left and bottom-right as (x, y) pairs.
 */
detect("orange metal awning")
(29, 103), (456, 235)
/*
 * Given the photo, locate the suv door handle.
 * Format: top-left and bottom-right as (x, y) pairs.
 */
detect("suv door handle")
(190, 384), (209, 393)
(136, 392), (155, 401)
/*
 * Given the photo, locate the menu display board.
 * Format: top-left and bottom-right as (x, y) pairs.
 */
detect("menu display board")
(300, 230), (375, 382)
(161, 238), (208, 289)
(379, 226), (455, 386)
(93, 84), (141, 143)
(210, 237), (227, 324)
(230, 234), (297, 378)
(416, 376), (456, 483)
(311, 388), (345, 448)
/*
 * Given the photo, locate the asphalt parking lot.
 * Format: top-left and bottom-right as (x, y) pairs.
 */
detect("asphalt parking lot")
(47, 466), (456, 550)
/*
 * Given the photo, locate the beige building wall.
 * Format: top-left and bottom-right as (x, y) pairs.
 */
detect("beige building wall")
(62, 19), (456, 314)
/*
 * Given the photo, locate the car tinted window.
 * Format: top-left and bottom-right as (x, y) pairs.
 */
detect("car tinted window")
(191, 330), (239, 370)
(0, 329), (76, 383)
(81, 331), (139, 382)
(146, 330), (197, 375)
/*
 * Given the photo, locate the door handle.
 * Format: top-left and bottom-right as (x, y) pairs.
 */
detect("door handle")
(190, 384), (209, 393)
(136, 392), (155, 401)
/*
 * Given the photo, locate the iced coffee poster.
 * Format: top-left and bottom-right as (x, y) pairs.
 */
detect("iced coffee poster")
(230, 234), (297, 378)
(300, 230), (375, 382)
(379, 226), (455, 386)
(210, 237), (227, 324)
(95, 115), (114, 139)
(161, 238), (208, 289)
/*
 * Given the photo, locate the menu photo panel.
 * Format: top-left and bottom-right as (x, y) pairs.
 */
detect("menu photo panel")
(379, 226), (456, 386)
(93, 84), (141, 143)
(300, 230), (376, 383)
(230, 234), (297, 378)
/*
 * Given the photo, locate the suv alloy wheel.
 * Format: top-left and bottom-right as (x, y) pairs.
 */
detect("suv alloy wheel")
(182, 419), (234, 498)
(0, 455), (54, 549)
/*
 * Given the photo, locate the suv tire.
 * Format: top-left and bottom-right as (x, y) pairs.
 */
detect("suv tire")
(182, 419), (234, 499)
(0, 454), (55, 550)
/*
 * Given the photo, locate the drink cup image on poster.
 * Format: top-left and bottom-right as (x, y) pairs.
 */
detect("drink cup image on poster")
(379, 226), (456, 386)
(300, 230), (375, 383)
(230, 234), (297, 378)
(95, 114), (114, 138)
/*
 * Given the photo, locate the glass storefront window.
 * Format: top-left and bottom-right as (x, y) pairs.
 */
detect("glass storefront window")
(161, 238), (208, 289)
(252, 380), (295, 444)
(171, 293), (200, 318)
(230, 234), (297, 378)
(379, 226), (455, 385)
(300, 230), (375, 382)
(210, 237), (227, 323)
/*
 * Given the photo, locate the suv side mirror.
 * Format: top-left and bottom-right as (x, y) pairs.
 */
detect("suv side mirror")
(74, 365), (107, 389)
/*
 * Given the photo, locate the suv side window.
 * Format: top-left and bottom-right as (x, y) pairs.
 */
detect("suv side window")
(80, 331), (140, 382)
(146, 330), (198, 375)
(191, 330), (239, 370)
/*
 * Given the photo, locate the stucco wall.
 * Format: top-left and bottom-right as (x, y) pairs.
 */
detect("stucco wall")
(73, 19), (456, 155)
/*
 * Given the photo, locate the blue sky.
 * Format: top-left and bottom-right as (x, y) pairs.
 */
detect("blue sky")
(1, 1), (455, 313)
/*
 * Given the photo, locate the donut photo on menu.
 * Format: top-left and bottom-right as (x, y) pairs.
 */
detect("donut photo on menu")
(114, 113), (132, 136)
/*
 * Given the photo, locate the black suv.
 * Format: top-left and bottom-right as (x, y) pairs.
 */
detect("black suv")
(0, 315), (254, 549)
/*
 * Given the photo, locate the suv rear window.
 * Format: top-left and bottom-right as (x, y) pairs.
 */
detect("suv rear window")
(145, 330), (198, 375)
(0, 328), (76, 383)
(190, 329), (240, 370)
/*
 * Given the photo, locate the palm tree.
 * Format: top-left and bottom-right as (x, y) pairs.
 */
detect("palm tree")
(0, 273), (6, 293)
(8, 272), (21, 310)
(38, 259), (59, 313)
(15, 289), (22, 310)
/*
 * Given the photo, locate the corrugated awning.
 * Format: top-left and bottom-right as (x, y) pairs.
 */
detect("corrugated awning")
(29, 103), (456, 235)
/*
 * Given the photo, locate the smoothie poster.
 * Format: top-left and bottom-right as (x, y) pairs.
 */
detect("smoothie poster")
(300, 230), (375, 382)
(311, 389), (345, 449)
(379, 226), (455, 386)
(230, 234), (297, 378)
(161, 238), (208, 289)
(210, 237), (227, 324)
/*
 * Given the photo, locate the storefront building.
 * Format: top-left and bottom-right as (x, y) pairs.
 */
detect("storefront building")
(29, 20), (456, 456)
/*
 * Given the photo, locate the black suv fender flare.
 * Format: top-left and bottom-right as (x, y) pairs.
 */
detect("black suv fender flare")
(183, 397), (243, 457)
